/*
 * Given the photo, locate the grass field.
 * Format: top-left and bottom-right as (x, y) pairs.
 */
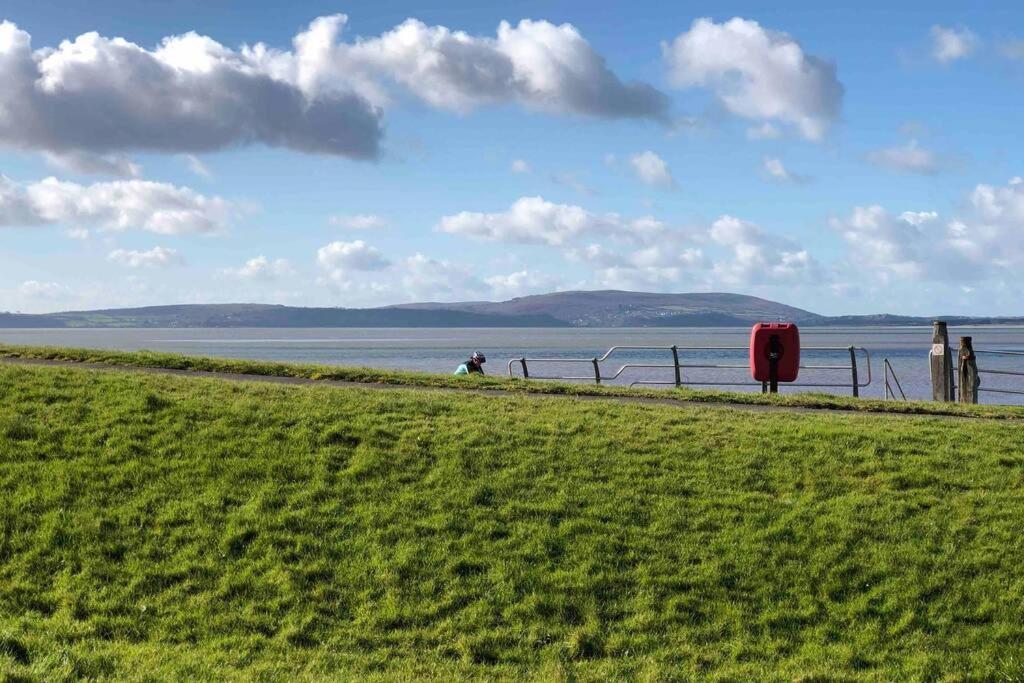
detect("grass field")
(2, 361), (1024, 680)
(3, 343), (1024, 420)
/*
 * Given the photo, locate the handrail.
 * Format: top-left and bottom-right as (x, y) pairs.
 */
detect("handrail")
(508, 344), (872, 396)
(883, 358), (907, 400)
(972, 348), (1024, 396)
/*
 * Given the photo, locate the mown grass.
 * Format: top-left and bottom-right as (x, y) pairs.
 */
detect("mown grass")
(2, 362), (1024, 680)
(2, 343), (1023, 419)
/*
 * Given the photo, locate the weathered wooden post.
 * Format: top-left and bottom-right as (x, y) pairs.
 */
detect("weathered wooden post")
(958, 336), (980, 404)
(930, 321), (954, 402)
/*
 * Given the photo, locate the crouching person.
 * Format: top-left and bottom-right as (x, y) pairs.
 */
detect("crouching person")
(454, 352), (486, 376)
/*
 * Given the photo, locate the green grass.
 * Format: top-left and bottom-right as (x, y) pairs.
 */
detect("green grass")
(2, 363), (1024, 680)
(2, 343), (1023, 420)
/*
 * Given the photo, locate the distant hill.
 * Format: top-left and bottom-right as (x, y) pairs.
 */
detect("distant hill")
(1, 291), (1021, 328)
(0, 304), (567, 329)
(390, 290), (824, 326)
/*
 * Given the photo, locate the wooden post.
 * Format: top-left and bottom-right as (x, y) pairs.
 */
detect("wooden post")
(519, 358), (529, 379)
(958, 337), (980, 404)
(930, 321), (954, 402)
(592, 358), (601, 384)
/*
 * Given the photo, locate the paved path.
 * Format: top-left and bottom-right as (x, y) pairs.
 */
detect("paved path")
(0, 356), (983, 421)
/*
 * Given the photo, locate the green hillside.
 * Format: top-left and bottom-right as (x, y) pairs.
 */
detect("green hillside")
(2, 362), (1024, 680)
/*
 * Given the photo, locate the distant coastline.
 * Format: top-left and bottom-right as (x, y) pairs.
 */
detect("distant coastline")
(2, 290), (1022, 329)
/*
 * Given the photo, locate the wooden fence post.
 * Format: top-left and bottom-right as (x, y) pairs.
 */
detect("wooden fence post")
(958, 336), (980, 404)
(930, 321), (954, 402)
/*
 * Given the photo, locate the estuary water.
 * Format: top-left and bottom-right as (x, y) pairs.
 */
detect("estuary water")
(1, 326), (1023, 404)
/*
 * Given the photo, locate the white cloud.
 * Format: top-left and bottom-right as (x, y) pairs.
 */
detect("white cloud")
(0, 175), (233, 234)
(829, 178), (1024, 287)
(746, 122), (782, 140)
(439, 195), (818, 287)
(65, 227), (90, 240)
(43, 151), (141, 179)
(316, 250), (486, 305)
(328, 214), (387, 230)
(485, 269), (561, 299)
(0, 19), (384, 160)
(707, 215), (819, 285)
(221, 255), (293, 280)
(438, 196), (612, 245)
(762, 157), (809, 184)
(107, 246), (185, 268)
(317, 240), (391, 282)
(867, 140), (942, 174)
(343, 17), (669, 120)
(662, 17), (843, 141)
(17, 280), (69, 299)
(510, 159), (532, 174)
(930, 25), (977, 64)
(628, 151), (676, 189)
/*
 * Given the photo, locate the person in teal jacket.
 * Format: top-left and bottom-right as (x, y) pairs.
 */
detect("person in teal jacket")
(454, 352), (486, 375)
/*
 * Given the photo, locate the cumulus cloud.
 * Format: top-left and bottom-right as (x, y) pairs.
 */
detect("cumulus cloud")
(485, 269), (562, 299)
(866, 140), (942, 174)
(510, 159), (532, 174)
(107, 246), (185, 268)
(221, 255), (293, 280)
(762, 157), (809, 184)
(707, 215), (819, 285)
(438, 196), (612, 245)
(930, 25), (977, 64)
(830, 205), (953, 281)
(344, 17), (669, 120)
(315, 249), (487, 304)
(0, 19), (384, 161)
(0, 175), (233, 234)
(0, 15), (670, 167)
(830, 179), (1024, 283)
(17, 280), (70, 299)
(629, 151), (676, 189)
(317, 240), (391, 282)
(328, 213), (387, 230)
(662, 17), (843, 141)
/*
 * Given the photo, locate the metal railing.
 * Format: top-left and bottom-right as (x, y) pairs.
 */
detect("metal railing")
(973, 349), (1024, 397)
(883, 358), (907, 400)
(508, 344), (871, 397)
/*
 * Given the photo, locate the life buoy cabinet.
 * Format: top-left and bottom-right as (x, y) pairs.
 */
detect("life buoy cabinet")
(750, 323), (800, 385)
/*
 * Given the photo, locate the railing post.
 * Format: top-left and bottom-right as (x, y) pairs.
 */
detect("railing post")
(592, 358), (601, 384)
(958, 337), (979, 404)
(930, 321), (954, 402)
(848, 346), (859, 397)
(671, 345), (681, 387)
(520, 358), (529, 379)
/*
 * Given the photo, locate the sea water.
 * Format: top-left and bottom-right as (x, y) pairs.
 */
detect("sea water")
(1, 326), (1022, 404)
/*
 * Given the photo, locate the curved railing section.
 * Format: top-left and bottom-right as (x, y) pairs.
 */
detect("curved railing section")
(508, 344), (872, 397)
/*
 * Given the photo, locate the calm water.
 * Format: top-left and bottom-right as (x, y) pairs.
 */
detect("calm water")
(2, 326), (1023, 404)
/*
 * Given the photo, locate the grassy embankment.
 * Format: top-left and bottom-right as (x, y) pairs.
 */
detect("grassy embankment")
(1, 343), (1023, 419)
(2, 361), (1024, 680)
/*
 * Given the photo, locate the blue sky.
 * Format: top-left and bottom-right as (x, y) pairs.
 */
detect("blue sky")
(1, 0), (1023, 315)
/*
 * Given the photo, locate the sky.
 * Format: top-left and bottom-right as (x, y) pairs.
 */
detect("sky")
(1, 0), (1023, 316)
